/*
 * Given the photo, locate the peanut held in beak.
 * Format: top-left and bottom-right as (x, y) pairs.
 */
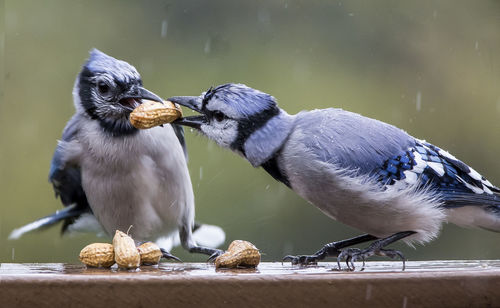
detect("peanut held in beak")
(129, 100), (182, 129)
(79, 243), (115, 268)
(113, 230), (141, 269)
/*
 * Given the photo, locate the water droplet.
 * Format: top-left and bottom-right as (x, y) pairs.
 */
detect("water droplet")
(11, 248), (15, 261)
(402, 296), (408, 308)
(365, 284), (372, 300)
(161, 19), (168, 38)
(265, 184), (270, 190)
(257, 8), (271, 25)
(475, 41), (479, 51)
(199, 167), (203, 180)
(204, 37), (211, 54)
(416, 91), (422, 111)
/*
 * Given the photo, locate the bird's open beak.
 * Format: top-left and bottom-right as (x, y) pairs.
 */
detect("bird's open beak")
(119, 86), (164, 110)
(168, 96), (207, 129)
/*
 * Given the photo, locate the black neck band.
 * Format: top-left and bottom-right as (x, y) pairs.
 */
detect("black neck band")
(230, 106), (280, 155)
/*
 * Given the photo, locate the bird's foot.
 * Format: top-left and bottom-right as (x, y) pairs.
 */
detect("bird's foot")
(207, 249), (225, 262)
(160, 248), (182, 262)
(282, 234), (379, 266)
(337, 246), (406, 271)
(336, 231), (414, 271)
(282, 254), (320, 265)
(282, 242), (342, 266)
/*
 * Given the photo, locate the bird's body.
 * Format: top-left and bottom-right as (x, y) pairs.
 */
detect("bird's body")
(276, 108), (499, 243)
(169, 83), (499, 267)
(10, 50), (224, 259)
(60, 113), (192, 241)
(275, 109), (432, 242)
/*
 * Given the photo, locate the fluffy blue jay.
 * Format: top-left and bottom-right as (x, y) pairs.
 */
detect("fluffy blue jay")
(169, 83), (500, 269)
(9, 50), (224, 260)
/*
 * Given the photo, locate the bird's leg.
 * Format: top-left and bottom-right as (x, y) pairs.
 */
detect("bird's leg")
(283, 234), (378, 265)
(179, 225), (224, 262)
(337, 230), (416, 271)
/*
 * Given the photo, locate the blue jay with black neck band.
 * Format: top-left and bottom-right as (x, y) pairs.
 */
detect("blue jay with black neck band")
(9, 49), (225, 261)
(169, 83), (500, 270)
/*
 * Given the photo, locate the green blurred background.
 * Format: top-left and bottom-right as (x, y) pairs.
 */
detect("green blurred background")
(0, 0), (499, 263)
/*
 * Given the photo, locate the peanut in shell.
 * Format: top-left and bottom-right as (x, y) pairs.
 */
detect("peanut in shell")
(113, 230), (141, 269)
(137, 242), (163, 265)
(215, 240), (261, 269)
(129, 100), (182, 129)
(79, 243), (115, 268)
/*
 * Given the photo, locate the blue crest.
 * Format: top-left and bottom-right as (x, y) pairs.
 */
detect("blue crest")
(207, 84), (277, 118)
(84, 49), (140, 84)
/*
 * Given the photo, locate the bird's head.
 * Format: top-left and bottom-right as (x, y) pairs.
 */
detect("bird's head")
(169, 83), (294, 167)
(169, 83), (280, 152)
(74, 49), (163, 136)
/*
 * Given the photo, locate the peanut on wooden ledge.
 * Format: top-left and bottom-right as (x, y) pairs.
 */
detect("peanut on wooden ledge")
(79, 230), (164, 269)
(113, 230), (141, 269)
(215, 240), (261, 269)
(137, 242), (163, 265)
(129, 100), (182, 129)
(79, 243), (115, 268)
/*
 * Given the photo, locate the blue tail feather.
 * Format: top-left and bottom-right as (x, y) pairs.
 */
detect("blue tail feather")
(8, 204), (86, 240)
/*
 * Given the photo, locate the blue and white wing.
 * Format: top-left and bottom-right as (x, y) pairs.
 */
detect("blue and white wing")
(374, 140), (500, 207)
(49, 115), (93, 233)
(295, 109), (499, 207)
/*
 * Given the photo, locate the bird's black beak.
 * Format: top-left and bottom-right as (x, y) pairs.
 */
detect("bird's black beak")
(127, 86), (164, 103)
(168, 96), (207, 129)
(119, 86), (164, 110)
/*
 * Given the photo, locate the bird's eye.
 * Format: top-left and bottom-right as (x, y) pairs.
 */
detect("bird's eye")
(214, 111), (226, 122)
(97, 82), (111, 96)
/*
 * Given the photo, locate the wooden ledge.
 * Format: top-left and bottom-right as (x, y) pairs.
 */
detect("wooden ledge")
(1, 260), (499, 307)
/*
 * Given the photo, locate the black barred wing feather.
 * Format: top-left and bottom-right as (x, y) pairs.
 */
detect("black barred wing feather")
(375, 140), (500, 207)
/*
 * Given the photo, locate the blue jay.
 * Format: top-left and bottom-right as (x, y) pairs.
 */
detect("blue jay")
(169, 83), (500, 269)
(9, 49), (224, 260)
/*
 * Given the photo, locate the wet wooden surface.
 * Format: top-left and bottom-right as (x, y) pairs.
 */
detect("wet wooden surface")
(1, 260), (499, 307)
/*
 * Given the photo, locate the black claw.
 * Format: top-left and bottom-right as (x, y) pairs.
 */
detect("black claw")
(160, 248), (182, 262)
(282, 234), (379, 268)
(334, 231), (414, 271)
(337, 248), (360, 271)
(207, 250), (224, 263)
(337, 246), (407, 271)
